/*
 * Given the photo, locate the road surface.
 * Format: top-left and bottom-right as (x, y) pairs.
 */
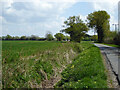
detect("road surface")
(94, 43), (120, 82)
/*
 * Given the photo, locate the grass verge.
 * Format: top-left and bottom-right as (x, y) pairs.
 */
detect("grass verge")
(101, 43), (120, 48)
(95, 43), (120, 48)
(55, 41), (108, 88)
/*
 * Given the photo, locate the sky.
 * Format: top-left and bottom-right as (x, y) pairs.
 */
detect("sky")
(0, 0), (119, 37)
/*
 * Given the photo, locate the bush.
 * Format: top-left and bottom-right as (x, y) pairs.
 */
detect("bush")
(46, 33), (54, 41)
(114, 32), (120, 45)
(104, 31), (117, 44)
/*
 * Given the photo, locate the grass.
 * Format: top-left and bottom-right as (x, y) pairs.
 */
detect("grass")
(55, 41), (107, 88)
(2, 41), (81, 88)
(100, 43), (120, 48)
(2, 41), (107, 88)
(94, 41), (120, 48)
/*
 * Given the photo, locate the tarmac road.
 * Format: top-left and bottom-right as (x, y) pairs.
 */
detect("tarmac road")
(94, 43), (120, 81)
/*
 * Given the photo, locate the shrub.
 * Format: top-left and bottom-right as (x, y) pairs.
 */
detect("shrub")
(114, 32), (120, 45)
(104, 31), (117, 44)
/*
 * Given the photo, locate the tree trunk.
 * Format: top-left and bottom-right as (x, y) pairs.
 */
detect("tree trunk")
(97, 27), (104, 43)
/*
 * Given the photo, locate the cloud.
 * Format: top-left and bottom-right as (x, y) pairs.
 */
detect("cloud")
(1, 1), (76, 23)
(1, 0), (119, 36)
(1, 1), (77, 36)
(92, 1), (118, 15)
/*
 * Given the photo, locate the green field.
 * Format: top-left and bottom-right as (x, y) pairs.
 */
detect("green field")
(2, 41), (81, 88)
(2, 41), (107, 88)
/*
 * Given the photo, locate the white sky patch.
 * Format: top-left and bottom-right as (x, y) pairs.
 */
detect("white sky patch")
(0, 0), (119, 3)
(1, 1), (76, 23)
(79, 15), (87, 22)
(92, 2), (118, 15)
(0, 16), (3, 22)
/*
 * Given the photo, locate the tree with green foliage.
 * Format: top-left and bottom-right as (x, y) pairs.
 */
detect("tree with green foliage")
(2, 36), (6, 40)
(54, 33), (65, 41)
(91, 35), (98, 41)
(20, 36), (27, 40)
(61, 16), (89, 43)
(14, 36), (20, 40)
(65, 35), (70, 41)
(46, 32), (54, 41)
(5, 35), (13, 40)
(87, 10), (110, 43)
(104, 31), (117, 44)
(82, 34), (91, 41)
(30, 35), (39, 40)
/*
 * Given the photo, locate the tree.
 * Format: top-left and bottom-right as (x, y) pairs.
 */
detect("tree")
(91, 35), (98, 41)
(61, 16), (89, 43)
(2, 36), (6, 40)
(45, 32), (54, 41)
(65, 35), (70, 41)
(39, 38), (46, 41)
(20, 36), (27, 40)
(5, 35), (13, 40)
(54, 33), (65, 41)
(26, 36), (30, 40)
(30, 35), (39, 40)
(104, 31), (117, 43)
(82, 34), (91, 41)
(87, 10), (110, 43)
(14, 36), (20, 40)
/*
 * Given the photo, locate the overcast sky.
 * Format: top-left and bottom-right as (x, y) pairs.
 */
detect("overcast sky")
(0, 0), (119, 37)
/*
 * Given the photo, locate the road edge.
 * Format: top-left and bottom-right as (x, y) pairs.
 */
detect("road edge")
(100, 50), (120, 88)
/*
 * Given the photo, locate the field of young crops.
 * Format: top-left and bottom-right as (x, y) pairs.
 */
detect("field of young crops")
(2, 41), (107, 88)
(2, 41), (81, 88)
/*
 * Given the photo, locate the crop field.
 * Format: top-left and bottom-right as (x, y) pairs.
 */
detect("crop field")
(2, 41), (81, 88)
(2, 41), (107, 88)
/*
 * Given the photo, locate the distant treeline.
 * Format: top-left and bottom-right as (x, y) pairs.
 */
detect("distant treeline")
(1, 35), (47, 41)
(0, 34), (98, 41)
(0, 34), (70, 41)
